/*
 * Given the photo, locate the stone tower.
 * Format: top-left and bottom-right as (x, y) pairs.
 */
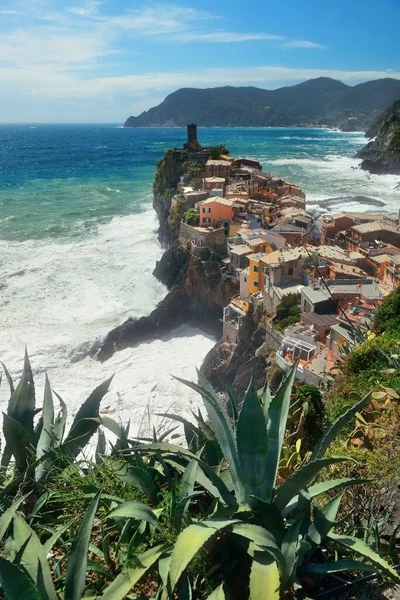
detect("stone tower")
(187, 123), (197, 146)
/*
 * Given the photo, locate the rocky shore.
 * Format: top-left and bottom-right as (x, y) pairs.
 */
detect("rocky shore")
(357, 99), (400, 175)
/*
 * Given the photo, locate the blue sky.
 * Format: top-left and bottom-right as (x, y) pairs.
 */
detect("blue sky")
(1, 0), (399, 122)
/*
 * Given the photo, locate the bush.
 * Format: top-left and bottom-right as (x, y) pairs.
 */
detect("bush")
(184, 208), (200, 226)
(373, 288), (400, 335)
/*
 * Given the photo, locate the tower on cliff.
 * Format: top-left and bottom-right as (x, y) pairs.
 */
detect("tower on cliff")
(187, 123), (197, 146)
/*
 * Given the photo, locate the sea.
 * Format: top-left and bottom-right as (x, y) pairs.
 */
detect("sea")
(1, 125), (399, 441)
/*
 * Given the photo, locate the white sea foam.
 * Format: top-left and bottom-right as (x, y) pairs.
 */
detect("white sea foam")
(0, 209), (215, 440)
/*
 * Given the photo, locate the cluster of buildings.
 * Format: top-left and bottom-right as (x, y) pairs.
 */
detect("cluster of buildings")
(176, 126), (400, 388)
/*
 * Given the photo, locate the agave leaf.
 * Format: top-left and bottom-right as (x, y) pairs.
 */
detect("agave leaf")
(164, 456), (229, 505)
(173, 373), (245, 505)
(0, 556), (42, 600)
(2, 414), (32, 472)
(265, 364), (297, 502)
(12, 515), (57, 600)
(311, 392), (371, 461)
(207, 583), (225, 599)
(328, 532), (400, 581)
(136, 442), (237, 507)
(95, 415), (124, 438)
(95, 428), (106, 464)
(308, 495), (343, 546)
(43, 519), (75, 556)
(114, 463), (159, 505)
(225, 385), (238, 427)
(236, 379), (269, 503)
(283, 478), (366, 516)
(169, 521), (237, 590)
(281, 518), (302, 588)
(35, 375), (55, 483)
(301, 559), (378, 575)
(62, 377), (113, 460)
(231, 523), (280, 551)
(174, 460), (198, 532)
(107, 501), (159, 528)
(1, 362), (14, 394)
(260, 379), (272, 424)
(64, 489), (102, 600)
(52, 391), (67, 446)
(7, 349), (35, 438)
(100, 544), (167, 600)
(248, 545), (280, 600)
(0, 493), (30, 542)
(274, 457), (350, 512)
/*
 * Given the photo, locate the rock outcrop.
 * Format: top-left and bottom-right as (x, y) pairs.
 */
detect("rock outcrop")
(357, 99), (400, 174)
(152, 149), (185, 247)
(200, 305), (270, 399)
(97, 256), (238, 362)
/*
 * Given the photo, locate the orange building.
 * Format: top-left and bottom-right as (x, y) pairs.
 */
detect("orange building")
(199, 197), (234, 228)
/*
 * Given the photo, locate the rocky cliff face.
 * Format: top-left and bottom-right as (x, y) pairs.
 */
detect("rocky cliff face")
(153, 149), (185, 247)
(200, 306), (270, 399)
(96, 256), (238, 362)
(357, 99), (400, 174)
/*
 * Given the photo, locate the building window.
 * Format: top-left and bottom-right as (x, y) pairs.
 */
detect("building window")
(253, 265), (259, 273)
(288, 267), (294, 275)
(254, 281), (258, 287)
(203, 207), (210, 213)
(203, 218), (210, 224)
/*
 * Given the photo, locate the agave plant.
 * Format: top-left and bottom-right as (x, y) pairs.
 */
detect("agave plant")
(0, 351), (112, 491)
(131, 364), (400, 598)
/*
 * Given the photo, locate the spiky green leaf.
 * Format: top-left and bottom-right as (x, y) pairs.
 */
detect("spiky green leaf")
(265, 364), (297, 502)
(64, 489), (102, 600)
(249, 547), (280, 600)
(2, 414), (32, 472)
(281, 518), (302, 588)
(12, 515), (57, 600)
(35, 375), (55, 483)
(107, 502), (159, 528)
(100, 544), (167, 600)
(173, 373), (245, 505)
(62, 377), (113, 460)
(0, 556), (41, 600)
(0, 493), (30, 542)
(308, 495), (343, 546)
(328, 532), (400, 581)
(311, 392), (371, 461)
(301, 560), (379, 575)
(7, 349), (35, 437)
(207, 583), (225, 599)
(274, 457), (349, 512)
(236, 379), (268, 503)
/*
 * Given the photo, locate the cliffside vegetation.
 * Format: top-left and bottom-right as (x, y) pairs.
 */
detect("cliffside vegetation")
(357, 98), (400, 174)
(1, 337), (400, 599)
(124, 77), (400, 131)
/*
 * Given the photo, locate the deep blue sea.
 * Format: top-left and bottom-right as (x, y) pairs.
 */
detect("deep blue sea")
(0, 125), (399, 437)
(1, 125), (399, 241)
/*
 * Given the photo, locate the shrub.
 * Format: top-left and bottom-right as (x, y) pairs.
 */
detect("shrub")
(373, 287), (400, 335)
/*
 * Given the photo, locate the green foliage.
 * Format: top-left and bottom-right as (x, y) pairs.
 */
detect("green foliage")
(184, 208), (200, 226)
(373, 287), (400, 335)
(207, 145), (229, 159)
(185, 162), (203, 190)
(0, 354), (398, 599)
(275, 293), (301, 331)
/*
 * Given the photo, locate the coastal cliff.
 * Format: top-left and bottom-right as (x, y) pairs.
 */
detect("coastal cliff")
(97, 255), (238, 362)
(357, 99), (400, 174)
(153, 149), (185, 247)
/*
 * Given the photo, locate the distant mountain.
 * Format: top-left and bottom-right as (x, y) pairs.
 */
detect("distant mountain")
(357, 98), (400, 174)
(124, 77), (400, 131)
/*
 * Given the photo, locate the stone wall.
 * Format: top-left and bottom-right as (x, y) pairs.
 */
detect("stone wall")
(179, 222), (227, 256)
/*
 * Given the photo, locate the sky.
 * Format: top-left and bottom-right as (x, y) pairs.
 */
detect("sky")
(0, 0), (399, 123)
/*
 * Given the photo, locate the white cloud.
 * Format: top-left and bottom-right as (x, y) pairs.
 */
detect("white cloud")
(282, 40), (327, 49)
(175, 32), (285, 43)
(0, 9), (21, 15)
(67, 1), (103, 17)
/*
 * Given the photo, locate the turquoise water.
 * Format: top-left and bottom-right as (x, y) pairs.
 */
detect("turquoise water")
(1, 125), (399, 241)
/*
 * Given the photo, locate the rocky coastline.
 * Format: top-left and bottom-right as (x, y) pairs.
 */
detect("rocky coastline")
(356, 99), (400, 175)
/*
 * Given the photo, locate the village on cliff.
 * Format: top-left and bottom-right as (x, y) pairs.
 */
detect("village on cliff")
(171, 125), (400, 385)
